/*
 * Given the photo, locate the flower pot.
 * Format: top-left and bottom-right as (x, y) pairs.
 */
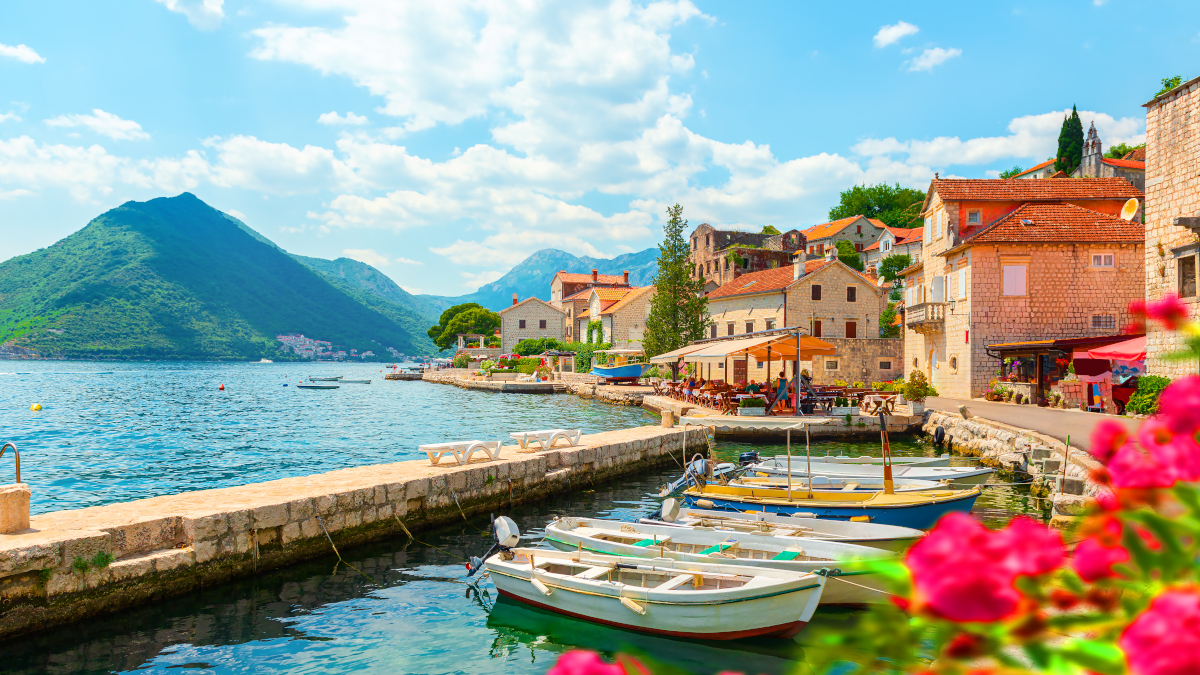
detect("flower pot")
(831, 406), (858, 416)
(739, 407), (767, 417)
(908, 400), (925, 414)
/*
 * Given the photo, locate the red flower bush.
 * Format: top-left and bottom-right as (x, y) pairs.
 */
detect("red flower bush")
(546, 651), (626, 675)
(1155, 375), (1200, 436)
(905, 513), (1062, 622)
(1073, 537), (1130, 582)
(1120, 590), (1200, 675)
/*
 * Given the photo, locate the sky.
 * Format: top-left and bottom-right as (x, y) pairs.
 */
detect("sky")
(1, 1), (1197, 296)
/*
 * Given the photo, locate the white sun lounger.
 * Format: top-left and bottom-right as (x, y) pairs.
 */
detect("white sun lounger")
(509, 428), (583, 452)
(419, 440), (503, 465)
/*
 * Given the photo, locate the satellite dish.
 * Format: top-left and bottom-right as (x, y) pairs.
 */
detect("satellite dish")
(1120, 198), (1140, 221)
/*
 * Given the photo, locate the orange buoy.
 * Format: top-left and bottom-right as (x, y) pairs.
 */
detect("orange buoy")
(219, 384), (225, 391)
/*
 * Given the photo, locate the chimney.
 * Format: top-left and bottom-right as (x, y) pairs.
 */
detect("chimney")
(592, 268), (598, 283)
(793, 258), (803, 280)
(622, 270), (629, 285)
(512, 293), (519, 306)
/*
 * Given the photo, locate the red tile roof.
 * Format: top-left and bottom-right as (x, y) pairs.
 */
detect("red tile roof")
(601, 285), (654, 315)
(1012, 159), (1056, 178)
(801, 215), (864, 241)
(554, 271), (629, 285)
(1122, 148), (1146, 162)
(862, 241), (881, 252)
(950, 203), (1143, 249)
(930, 177), (1143, 203)
(591, 287), (634, 302)
(707, 265), (797, 299)
(1102, 157), (1145, 170)
(897, 229), (923, 244)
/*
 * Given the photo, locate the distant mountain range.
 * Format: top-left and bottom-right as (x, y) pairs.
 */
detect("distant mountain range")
(419, 247), (659, 313)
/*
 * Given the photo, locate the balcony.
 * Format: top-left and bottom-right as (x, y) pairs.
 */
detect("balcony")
(905, 302), (946, 334)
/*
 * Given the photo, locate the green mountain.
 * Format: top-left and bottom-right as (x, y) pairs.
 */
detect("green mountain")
(419, 247), (660, 313)
(0, 193), (434, 360)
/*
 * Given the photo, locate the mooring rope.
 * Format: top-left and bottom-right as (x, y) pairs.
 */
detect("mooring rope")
(315, 515), (375, 583)
(392, 515), (476, 566)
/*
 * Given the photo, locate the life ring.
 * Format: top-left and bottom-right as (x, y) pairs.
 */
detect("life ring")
(933, 425), (946, 446)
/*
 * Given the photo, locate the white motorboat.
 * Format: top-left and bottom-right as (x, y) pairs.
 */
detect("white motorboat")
(339, 379), (372, 384)
(484, 546), (826, 639)
(296, 382), (340, 390)
(308, 376), (343, 382)
(751, 456), (993, 487)
(650, 502), (924, 552)
(543, 516), (889, 605)
(815, 454), (950, 468)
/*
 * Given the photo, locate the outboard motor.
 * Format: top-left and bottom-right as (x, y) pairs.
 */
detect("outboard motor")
(465, 514), (520, 577)
(738, 451), (760, 466)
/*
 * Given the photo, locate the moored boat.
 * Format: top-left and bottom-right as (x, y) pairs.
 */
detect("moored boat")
(296, 382), (340, 390)
(309, 376), (343, 381)
(750, 456), (993, 488)
(543, 517), (890, 605)
(484, 546), (826, 639)
(816, 454), (951, 468)
(731, 475), (948, 493)
(339, 379), (371, 384)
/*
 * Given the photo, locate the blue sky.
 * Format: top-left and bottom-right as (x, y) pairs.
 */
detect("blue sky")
(1, 1), (1196, 295)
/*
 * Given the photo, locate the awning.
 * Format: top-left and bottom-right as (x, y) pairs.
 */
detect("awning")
(679, 415), (834, 431)
(682, 335), (775, 359)
(1088, 335), (1146, 361)
(648, 344), (709, 363)
(745, 334), (838, 360)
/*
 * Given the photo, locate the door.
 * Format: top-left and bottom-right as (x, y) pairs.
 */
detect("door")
(733, 360), (747, 383)
(929, 348), (939, 388)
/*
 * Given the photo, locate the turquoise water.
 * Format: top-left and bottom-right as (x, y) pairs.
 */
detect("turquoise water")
(1, 361), (1047, 674)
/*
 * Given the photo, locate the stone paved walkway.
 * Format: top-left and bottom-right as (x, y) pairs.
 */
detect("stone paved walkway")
(926, 396), (1141, 451)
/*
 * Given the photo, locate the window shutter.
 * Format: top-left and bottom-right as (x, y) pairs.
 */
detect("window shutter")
(931, 276), (945, 303)
(924, 215), (931, 241)
(1002, 265), (1027, 296)
(845, 321), (857, 338)
(936, 211), (943, 237)
(957, 269), (967, 300)
(847, 286), (857, 302)
(812, 284), (822, 301)
(813, 320), (822, 337)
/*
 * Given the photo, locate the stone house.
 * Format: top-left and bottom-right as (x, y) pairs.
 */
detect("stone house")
(1013, 160), (1058, 180)
(1143, 74), (1200, 378)
(1072, 122), (1146, 192)
(551, 269), (631, 341)
(801, 215), (889, 258)
(498, 295), (566, 353)
(687, 223), (805, 290)
(862, 227), (923, 273)
(576, 287), (634, 343)
(598, 285), (655, 351)
(901, 200), (1144, 400)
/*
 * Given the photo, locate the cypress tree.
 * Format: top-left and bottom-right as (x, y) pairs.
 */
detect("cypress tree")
(1054, 105), (1085, 175)
(643, 204), (711, 364)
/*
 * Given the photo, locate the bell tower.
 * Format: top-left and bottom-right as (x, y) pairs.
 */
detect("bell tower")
(1080, 121), (1103, 177)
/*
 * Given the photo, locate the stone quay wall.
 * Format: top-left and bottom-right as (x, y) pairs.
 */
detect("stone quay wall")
(421, 371), (566, 394)
(0, 425), (706, 642)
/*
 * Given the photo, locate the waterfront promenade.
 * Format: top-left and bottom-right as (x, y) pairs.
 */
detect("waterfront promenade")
(926, 396), (1140, 452)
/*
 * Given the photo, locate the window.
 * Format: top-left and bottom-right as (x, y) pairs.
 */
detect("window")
(936, 210), (943, 237)
(825, 360), (839, 370)
(745, 321), (754, 333)
(931, 275), (945, 303)
(949, 356), (958, 372)
(855, 242), (863, 252)
(924, 215), (931, 241)
(1002, 264), (1027, 296)
(710, 325), (717, 338)
(847, 286), (857, 302)
(705, 235), (710, 247)
(519, 319), (526, 329)
(879, 361), (892, 370)
(1092, 253), (1115, 268)
(913, 357), (919, 369)
(813, 320), (822, 337)
(856, 225), (862, 234)
(907, 286), (916, 306)
(726, 322), (735, 336)
(967, 210), (980, 225)
(765, 318), (776, 331)
(883, 240), (892, 252)
(845, 321), (857, 338)
(1092, 314), (1117, 331)
(1180, 256), (1198, 298)
(957, 268), (967, 300)
(539, 319), (547, 329)
(811, 284), (822, 301)
(718, 362), (724, 369)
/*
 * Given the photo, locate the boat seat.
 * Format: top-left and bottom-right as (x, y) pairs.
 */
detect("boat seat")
(575, 566), (613, 580)
(840, 483), (860, 491)
(654, 574), (694, 590)
(632, 536), (670, 547)
(699, 541), (737, 555)
(772, 550), (805, 561)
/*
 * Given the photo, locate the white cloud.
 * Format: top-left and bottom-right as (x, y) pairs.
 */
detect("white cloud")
(318, 111), (369, 126)
(45, 109), (150, 141)
(202, 135), (359, 195)
(395, 257), (423, 265)
(154, 0), (224, 30)
(0, 112), (21, 123)
(0, 188), (33, 200)
(873, 21), (918, 48)
(342, 248), (391, 267)
(0, 43), (45, 64)
(459, 269), (505, 290)
(908, 47), (961, 71)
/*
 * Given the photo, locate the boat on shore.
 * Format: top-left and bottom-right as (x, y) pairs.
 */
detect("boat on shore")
(749, 456), (993, 488)
(590, 350), (650, 384)
(543, 517), (889, 605)
(484, 546), (826, 639)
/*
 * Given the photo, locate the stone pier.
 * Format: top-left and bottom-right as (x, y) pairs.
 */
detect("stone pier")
(0, 425), (706, 641)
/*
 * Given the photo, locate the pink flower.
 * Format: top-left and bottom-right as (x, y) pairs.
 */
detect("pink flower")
(547, 651), (625, 675)
(1157, 376), (1200, 436)
(1108, 444), (1177, 489)
(1095, 488), (1120, 511)
(1138, 418), (1200, 482)
(1090, 419), (1130, 464)
(1144, 293), (1191, 330)
(1073, 537), (1130, 582)
(1120, 590), (1200, 675)
(906, 513), (1063, 622)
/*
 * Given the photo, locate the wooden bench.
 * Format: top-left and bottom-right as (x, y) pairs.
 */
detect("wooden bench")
(510, 429), (583, 452)
(419, 440), (503, 465)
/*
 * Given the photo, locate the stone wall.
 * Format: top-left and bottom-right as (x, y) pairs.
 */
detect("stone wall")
(499, 300), (565, 353)
(1144, 76), (1200, 379)
(0, 425), (706, 640)
(608, 288), (655, 351)
(707, 292), (786, 339)
(808, 337), (903, 385)
(785, 262), (888, 339)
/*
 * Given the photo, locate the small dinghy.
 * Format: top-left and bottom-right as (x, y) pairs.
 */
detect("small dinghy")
(475, 518), (826, 639)
(308, 376), (343, 382)
(731, 475), (947, 493)
(751, 456), (993, 488)
(816, 454), (951, 468)
(339, 379), (372, 384)
(644, 499), (924, 552)
(297, 382), (340, 390)
(543, 516), (889, 605)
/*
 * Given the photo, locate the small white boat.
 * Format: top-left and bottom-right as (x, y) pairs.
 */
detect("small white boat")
(485, 546), (826, 639)
(256, 358), (274, 363)
(751, 457), (993, 488)
(543, 517), (889, 605)
(309, 376), (343, 381)
(297, 382), (340, 390)
(731, 474), (948, 493)
(651, 502), (924, 552)
(339, 379), (372, 384)
(815, 454), (950, 468)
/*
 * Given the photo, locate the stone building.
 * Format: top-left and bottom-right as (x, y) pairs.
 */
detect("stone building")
(551, 269), (631, 340)
(1143, 75), (1200, 378)
(901, 199), (1144, 400)
(575, 287), (634, 341)
(498, 295), (566, 353)
(1013, 160), (1058, 180)
(861, 227), (923, 273)
(1072, 121), (1146, 192)
(783, 257), (890, 343)
(687, 223), (805, 290)
(596, 285), (655, 351)
(801, 215), (890, 258)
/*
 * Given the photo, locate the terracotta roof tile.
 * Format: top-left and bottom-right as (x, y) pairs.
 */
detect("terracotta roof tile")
(862, 241), (881, 252)
(931, 177), (1142, 202)
(1101, 157), (1145, 170)
(555, 271), (629, 285)
(1122, 148), (1146, 161)
(707, 265), (797, 300)
(951, 202), (1143, 249)
(601, 285), (654, 315)
(499, 297), (565, 316)
(897, 229), (923, 244)
(800, 216), (863, 241)
(592, 287), (634, 301)
(1012, 159), (1056, 178)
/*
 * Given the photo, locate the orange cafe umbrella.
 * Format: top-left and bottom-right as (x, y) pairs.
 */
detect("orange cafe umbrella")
(746, 334), (837, 361)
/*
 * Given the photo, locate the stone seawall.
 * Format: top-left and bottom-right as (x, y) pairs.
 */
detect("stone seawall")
(0, 426), (706, 641)
(421, 371), (566, 393)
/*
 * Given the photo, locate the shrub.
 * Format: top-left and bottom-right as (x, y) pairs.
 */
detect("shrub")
(902, 370), (938, 402)
(513, 337), (563, 356)
(1126, 375), (1172, 414)
(739, 397), (766, 408)
(451, 352), (470, 369)
(833, 379), (849, 386)
(852, 381), (865, 388)
(561, 341), (612, 373)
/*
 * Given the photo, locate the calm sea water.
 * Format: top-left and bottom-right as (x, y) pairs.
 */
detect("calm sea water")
(0, 360), (1047, 674)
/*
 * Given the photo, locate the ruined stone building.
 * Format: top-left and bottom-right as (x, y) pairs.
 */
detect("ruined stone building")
(687, 223), (805, 291)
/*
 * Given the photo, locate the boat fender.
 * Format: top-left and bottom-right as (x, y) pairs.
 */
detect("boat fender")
(933, 425), (945, 446)
(695, 499), (716, 509)
(661, 498), (680, 523)
(530, 577), (553, 597)
(620, 597), (646, 615)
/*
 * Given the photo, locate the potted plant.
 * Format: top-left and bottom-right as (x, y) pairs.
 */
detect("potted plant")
(831, 395), (858, 416)
(738, 397), (767, 416)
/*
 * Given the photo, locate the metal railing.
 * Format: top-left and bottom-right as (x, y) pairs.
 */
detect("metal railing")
(1, 442), (19, 483)
(905, 302), (946, 327)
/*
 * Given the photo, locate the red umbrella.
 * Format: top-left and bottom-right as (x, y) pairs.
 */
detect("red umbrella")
(1087, 336), (1146, 360)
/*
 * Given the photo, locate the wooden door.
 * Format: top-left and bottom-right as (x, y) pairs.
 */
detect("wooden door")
(733, 360), (747, 383)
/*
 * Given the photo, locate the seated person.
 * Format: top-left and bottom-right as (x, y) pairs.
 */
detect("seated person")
(697, 378), (708, 390)
(744, 380), (761, 394)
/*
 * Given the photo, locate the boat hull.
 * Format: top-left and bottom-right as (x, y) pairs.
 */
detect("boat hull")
(591, 363), (650, 382)
(684, 490), (979, 530)
(752, 459), (993, 488)
(669, 508), (925, 552)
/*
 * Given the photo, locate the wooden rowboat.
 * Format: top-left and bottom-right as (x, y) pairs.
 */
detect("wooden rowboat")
(296, 383), (340, 390)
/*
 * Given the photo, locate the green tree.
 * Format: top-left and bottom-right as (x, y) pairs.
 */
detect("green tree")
(427, 303), (499, 351)
(643, 204), (711, 360)
(1105, 142), (1145, 159)
(998, 165), (1024, 179)
(1155, 76), (1183, 98)
(835, 240), (864, 271)
(877, 253), (913, 282)
(828, 183), (926, 228)
(1054, 106), (1084, 175)
(761, 225), (781, 235)
(879, 303), (900, 338)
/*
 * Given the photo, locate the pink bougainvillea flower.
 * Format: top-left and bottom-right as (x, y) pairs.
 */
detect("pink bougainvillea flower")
(1095, 488), (1120, 511)
(1120, 590), (1200, 675)
(1156, 375), (1200, 436)
(1138, 418), (1200, 482)
(906, 513), (1063, 622)
(1089, 420), (1130, 464)
(1073, 537), (1130, 582)
(546, 651), (625, 675)
(1144, 293), (1191, 330)
(1107, 443), (1177, 489)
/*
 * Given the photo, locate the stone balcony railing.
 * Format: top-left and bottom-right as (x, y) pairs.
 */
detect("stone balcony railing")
(905, 302), (946, 334)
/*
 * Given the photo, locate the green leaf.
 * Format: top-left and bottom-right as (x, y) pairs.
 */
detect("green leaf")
(1058, 639), (1126, 675)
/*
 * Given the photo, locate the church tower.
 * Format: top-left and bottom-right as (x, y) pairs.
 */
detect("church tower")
(1079, 121), (1103, 177)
